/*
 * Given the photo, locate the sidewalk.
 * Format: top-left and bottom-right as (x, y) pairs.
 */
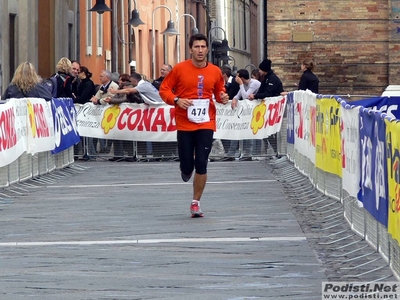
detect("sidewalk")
(0, 158), (392, 299)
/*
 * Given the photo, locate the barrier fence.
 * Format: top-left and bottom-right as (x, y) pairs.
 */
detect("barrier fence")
(286, 90), (400, 279)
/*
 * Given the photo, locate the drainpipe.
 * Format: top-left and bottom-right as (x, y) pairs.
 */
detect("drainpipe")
(0, 2), (2, 97)
(261, 0), (267, 59)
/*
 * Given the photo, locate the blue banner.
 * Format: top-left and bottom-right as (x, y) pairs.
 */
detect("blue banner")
(51, 98), (80, 154)
(350, 96), (400, 119)
(359, 109), (388, 227)
(286, 92), (295, 144)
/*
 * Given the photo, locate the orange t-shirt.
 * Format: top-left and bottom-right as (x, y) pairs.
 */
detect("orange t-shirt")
(159, 60), (225, 131)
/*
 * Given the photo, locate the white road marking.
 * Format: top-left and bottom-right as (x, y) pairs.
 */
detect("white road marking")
(47, 180), (276, 189)
(0, 236), (306, 247)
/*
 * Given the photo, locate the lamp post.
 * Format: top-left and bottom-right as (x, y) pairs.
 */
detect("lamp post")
(152, 5), (179, 80)
(127, 0), (144, 26)
(228, 55), (237, 74)
(89, 0), (144, 73)
(245, 63), (257, 71)
(176, 14), (198, 63)
(208, 26), (231, 65)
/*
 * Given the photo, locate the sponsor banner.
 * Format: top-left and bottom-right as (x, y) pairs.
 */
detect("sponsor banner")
(51, 98), (80, 154)
(322, 281), (399, 299)
(75, 97), (287, 141)
(294, 90), (316, 164)
(340, 103), (361, 199)
(0, 99), (28, 167)
(349, 96), (400, 119)
(26, 98), (55, 154)
(359, 109), (388, 227)
(286, 92), (295, 145)
(315, 97), (342, 176)
(386, 119), (400, 242)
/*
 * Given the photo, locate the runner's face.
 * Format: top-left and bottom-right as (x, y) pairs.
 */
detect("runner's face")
(190, 40), (208, 63)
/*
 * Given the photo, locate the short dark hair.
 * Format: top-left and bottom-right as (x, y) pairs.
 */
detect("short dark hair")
(189, 33), (208, 48)
(220, 66), (232, 77)
(237, 69), (250, 80)
(79, 66), (92, 78)
(130, 72), (142, 81)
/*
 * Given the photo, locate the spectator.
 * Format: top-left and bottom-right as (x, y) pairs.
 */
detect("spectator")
(74, 66), (96, 160)
(55, 57), (74, 98)
(2, 61), (52, 101)
(70, 60), (81, 96)
(91, 70), (119, 154)
(104, 74), (137, 162)
(248, 59), (284, 158)
(298, 59), (319, 94)
(152, 64), (172, 90)
(228, 69), (261, 160)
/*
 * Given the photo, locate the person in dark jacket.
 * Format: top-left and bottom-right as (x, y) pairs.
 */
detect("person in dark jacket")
(55, 57), (74, 98)
(74, 66), (96, 160)
(1, 61), (52, 101)
(249, 59), (284, 159)
(249, 59), (284, 100)
(298, 59), (319, 94)
(74, 66), (96, 104)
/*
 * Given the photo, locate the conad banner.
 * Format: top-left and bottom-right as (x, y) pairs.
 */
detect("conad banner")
(340, 102), (361, 199)
(75, 97), (287, 142)
(359, 109), (388, 227)
(26, 98), (55, 154)
(315, 97), (342, 176)
(0, 99), (28, 167)
(294, 90), (316, 164)
(386, 118), (400, 242)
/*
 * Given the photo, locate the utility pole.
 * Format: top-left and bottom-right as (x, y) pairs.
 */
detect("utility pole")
(0, 2), (3, 97)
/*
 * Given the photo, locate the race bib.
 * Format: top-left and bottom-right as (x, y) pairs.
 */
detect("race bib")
(187, 99), (210, 123)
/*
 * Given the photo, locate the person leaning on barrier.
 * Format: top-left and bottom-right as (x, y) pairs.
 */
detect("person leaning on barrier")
(298, 59), (319, 94)
(2, 61), (52, 101)
(228, 68), (261, 160)
(152, 64), (173, 90)
(248, 59), (284, 159)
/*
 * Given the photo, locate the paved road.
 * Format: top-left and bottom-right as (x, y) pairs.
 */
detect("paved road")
(0, 158), (349, 299)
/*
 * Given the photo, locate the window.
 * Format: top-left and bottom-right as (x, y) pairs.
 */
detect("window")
(86, 0), (93, 55)
(97, 13), (103, 56)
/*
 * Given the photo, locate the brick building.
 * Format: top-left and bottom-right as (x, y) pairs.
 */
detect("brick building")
(266, 1), (400, 97)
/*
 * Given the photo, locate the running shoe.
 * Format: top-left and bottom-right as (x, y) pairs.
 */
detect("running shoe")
(190, 201), (204, 218)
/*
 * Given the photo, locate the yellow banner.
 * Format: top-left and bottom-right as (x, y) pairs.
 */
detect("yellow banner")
(386, 119), (400, 243)
(315, 98), (342, 176)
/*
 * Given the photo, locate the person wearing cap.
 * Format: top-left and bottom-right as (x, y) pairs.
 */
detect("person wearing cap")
(248, 59), (284, 159)
(248, 59), (283, 100)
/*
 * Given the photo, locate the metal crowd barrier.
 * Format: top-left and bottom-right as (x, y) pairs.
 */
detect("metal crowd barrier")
(0, 147), (75, 190)
(286, 139), (399, 280)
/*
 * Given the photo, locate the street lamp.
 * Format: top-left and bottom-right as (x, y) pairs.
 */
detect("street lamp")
(127, 0), (144, 27)
(245, 64), (257, 71)
(208, 26), (231, 65)
(152, 5), (179, 80)
(88, 0), (112, 14)
(176, 14), (199, 63)
(228, 55), (238, 74)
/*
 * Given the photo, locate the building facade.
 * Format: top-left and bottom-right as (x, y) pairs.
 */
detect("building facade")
(266, 0), (400, 96)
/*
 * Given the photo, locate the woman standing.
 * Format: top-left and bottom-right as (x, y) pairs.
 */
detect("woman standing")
(2, 61), (52, 101)
(298, 59), (319, 94)
(74, 66), (96, 104)
(74, 66), (96, 160)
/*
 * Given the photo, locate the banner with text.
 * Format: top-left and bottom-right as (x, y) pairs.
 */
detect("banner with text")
(359, 109), (388, 227)
(75, 97), (287, 141)
(386, 119), (400, 242)
(315, 97), (342, 176)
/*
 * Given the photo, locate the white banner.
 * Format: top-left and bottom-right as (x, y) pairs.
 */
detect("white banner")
(26, 98), (55, 154)
(75, 96), (287, 141)
(294, 90), (316, 163)
(340, 104), (361, 199)
(0, 99), (28, 167)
